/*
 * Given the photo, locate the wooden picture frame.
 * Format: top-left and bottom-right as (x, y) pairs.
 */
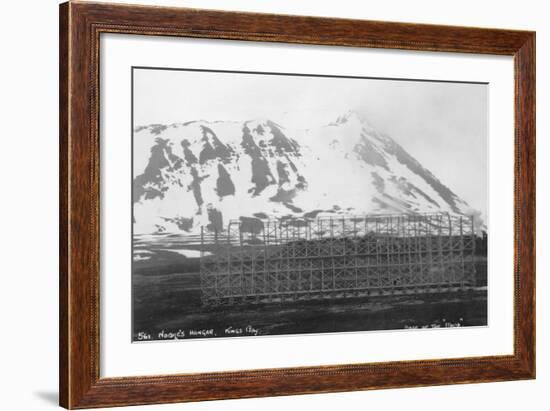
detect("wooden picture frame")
(59, 1), (535, 408)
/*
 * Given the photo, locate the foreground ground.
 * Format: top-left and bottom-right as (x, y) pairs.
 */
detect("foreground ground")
(132, 234), (488, 342)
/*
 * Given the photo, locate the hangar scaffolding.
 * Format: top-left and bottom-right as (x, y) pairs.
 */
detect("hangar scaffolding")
(199, 213), (476, 305)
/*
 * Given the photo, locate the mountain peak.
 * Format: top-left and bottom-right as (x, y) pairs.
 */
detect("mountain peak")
(330, 110), (372, 128)
(132, 114), (476, 235)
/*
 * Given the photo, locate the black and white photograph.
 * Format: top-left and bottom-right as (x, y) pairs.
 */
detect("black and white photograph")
(131, 67), (488, 342)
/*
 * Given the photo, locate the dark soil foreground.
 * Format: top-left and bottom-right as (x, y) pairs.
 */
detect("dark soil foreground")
(132, 246), (488, 342)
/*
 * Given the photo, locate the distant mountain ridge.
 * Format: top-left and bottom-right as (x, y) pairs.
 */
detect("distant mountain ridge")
(133, 111), (478, 235)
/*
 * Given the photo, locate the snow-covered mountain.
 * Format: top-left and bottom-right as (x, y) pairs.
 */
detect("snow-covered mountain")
(133, 111), (478, 235)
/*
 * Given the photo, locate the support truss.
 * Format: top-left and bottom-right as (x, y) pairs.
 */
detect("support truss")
(200, 213), (477, 305)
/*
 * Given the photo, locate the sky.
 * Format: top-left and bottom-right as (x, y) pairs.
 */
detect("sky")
(134, 68), (488, 217)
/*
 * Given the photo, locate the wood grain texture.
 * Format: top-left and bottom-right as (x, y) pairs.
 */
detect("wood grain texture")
(514, 34), (536, 374)
(59, 1), (536, 408)
(59, 2), (69, 407)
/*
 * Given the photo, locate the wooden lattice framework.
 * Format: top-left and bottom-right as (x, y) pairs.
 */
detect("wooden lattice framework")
(200, 213), (476, 305)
